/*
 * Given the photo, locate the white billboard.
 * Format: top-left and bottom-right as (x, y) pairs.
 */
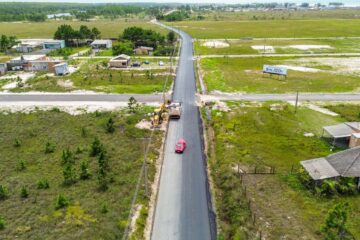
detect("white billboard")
(263, 65), (287, 76)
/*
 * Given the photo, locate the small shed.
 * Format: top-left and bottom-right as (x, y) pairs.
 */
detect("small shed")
(0, 63), (7, 75)
(322, 122), (360, 147)
(134, 46), (154, 55)
(43, 40), (65, 49)
(16, 44), (35, 53)
(91, 40), (112, 49)
(55, 62), (69, 76)
(109, 54), (131, 68)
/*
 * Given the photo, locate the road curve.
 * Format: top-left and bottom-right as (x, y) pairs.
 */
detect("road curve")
(151, 22), (212, 239)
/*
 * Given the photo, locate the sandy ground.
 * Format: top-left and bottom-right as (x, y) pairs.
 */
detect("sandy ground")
(202, 40), (229, 48)
(0, 101), (160, 115)
(130, 204), (142, 235)
(1, 72), (35, 90)
(57, 79), (74, 88)
(276, 65), (321, 73)
(284, 44), (333, 50)
(252, 45), (275, 53)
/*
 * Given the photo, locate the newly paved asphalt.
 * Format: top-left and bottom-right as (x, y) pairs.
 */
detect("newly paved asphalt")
(151, 23), (212, 239)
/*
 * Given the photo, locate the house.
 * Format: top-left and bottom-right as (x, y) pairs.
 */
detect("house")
(90, 40), (112, 49)
(15, 44), (36, 53)
(43, 40), (65, 49)
(109, 54), (131, 68)
(0, 63), (7, 75)
(300, 147), (360, 189)
(54, 62), (70, 76)
(29, 59), (63, 72)
(7, 55), (47, 70)
(322, 122), (360, 147)
(134, 46), (154, 55)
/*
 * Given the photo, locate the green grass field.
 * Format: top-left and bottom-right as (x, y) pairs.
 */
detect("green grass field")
(207, 102), (360, 239)
(0, 109), (162, 239)
(10, 58), (174, 94)
(172, 19), (360, 39)
(195, 38), (360, 55)
(201, 57), (360, 93)
(0, 19), (167, 38)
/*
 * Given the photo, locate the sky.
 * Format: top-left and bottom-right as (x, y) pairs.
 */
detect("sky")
(1, 0), (358, 5)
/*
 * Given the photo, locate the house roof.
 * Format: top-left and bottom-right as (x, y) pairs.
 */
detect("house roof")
(43, 40), (64, 44)
(323, 122), (360, 138)
(301, 146), (360, 180)
(11, 55), (46, 62)
(91, 40), (112, 45)
(110, 54), (130, 61)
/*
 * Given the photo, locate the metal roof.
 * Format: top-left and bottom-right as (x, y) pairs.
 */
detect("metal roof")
(91, 40), (112, 45)
(323, 122), (360, 138)
(301, 146), (360, 180)
(300, 158), (339, 180)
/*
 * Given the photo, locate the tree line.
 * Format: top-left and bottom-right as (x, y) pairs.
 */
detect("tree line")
(54, 25), (101, 45)
(0, 35), (18, 53)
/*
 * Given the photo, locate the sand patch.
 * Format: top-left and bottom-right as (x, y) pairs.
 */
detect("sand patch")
(202, 40), (229, 48)
(285, 45), (333, 50)
(276, 65), (321, 73)
(251, 45), (275, 53)
(1, 72), (35, 90)
(57, 79), (74, 88)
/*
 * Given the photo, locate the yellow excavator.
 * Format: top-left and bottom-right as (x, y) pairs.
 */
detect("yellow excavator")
(151, 102), (168, 128)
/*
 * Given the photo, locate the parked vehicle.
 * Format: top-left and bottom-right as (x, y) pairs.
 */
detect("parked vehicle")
(132, 61), (141, 67)
(143, 60), (150, 64)
(158, 61), (164, 66)
(175, 139), (187, 153)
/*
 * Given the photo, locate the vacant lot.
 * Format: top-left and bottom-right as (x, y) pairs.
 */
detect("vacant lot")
(0, 19), (167, 38)
(10, 58), (174, 94)
(0, 109), (162, 239)
(173, 19), (360, 39)
(195, 38), (360, 55)
(201, 57), (360, 93)
(205, 102), (360, 239)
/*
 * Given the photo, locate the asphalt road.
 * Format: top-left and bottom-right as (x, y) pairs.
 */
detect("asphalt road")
(151, 23), (212, 239)
(201, 93), (360, 102)
(0, 93), (166, 102)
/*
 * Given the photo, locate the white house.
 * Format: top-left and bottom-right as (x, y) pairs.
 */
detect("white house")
(90, 40), (112, 49)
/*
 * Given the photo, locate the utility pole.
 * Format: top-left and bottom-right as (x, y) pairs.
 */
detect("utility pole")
(295, 91), (299, 113)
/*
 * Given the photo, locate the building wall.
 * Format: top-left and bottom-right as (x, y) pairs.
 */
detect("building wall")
(349, 135), (360, 148)
(109, 60), (129, 68)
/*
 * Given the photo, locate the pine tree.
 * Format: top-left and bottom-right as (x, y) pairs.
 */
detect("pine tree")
(106, 117), (115, 133)
(80, 161), (91, 180)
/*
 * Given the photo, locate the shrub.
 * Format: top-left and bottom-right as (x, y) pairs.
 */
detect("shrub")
(81, 126), (87, 137)
(100, 202), (108, 214)
(106, 117), (115, 133)
(0, 215), (5, 230)
(20, 186), (29, 198)
(14, 138), (21, 147)
(80, 161), (91, 180)
(44, 142), (56, 154)
(0, 185), (8, 200)
(55, 194), (69, 209)
(17, 160), (26, 171)
(90, 137), (104, 157)
(97, 167), (108, 191)
(37, 179), (50, 189)
(62, 148), (74, 165)
(63, 164), (76, 185)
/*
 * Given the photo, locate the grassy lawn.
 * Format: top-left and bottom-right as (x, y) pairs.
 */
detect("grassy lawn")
(206, 102), (360, 239)
(0, 19), (167, 38)
(201, 57), (360, 93)
(325, 104), (360, 121)
(11, 59), (174, 94)
(0, 109), (163, 239)
(173, 19), (360, 39)
(195, 38), (360, 55)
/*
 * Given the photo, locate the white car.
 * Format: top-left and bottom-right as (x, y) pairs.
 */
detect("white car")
(159, 61), (164, 66)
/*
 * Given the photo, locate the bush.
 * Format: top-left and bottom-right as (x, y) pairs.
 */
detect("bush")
(55, 194), (69, 209)
(90, 137), (104, 157)
(20, 186), (29, 198)
(44, 142), (56, 154)
(63, 164), (77, 185)
(0, 215), (5, 230)
(80, 161), (91, 180)
(62, 148), (74, 165)
(100, 202), (108, 214)
(0, 185), (8, 200)
(106, 117), (115, 133)
(17, 159), (26, 171)
(37, 179), (50, 189)
(14, 138), (21, 147)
